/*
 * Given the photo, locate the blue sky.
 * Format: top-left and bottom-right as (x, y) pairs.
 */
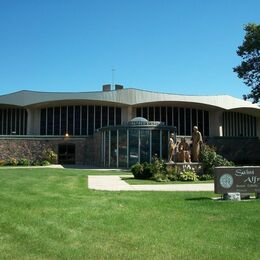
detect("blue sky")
(0, 0), (259, 98)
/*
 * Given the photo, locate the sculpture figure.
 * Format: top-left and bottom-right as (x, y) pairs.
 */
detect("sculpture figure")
(169, 132), (176, 163)
(177, 137), (191, 163)
(191, 126), (202, 162)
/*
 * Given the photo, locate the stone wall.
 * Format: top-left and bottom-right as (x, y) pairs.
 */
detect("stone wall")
(206, 137), (260, 165)
(0, 136), (102, 166)
(0, 139), (57, 163)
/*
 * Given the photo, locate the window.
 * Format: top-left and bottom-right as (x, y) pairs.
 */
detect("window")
(155, 107), (160, 121)
(81, 106), (88, 135)
(198, 110), (203, 136)
(75, 106), (80, 135)
(204, 111), (209, 136)
(149, 107), (154, 121)
(161, 107), (166, 124)
(7, 109), (11, 134)
(68, 106), (74, 135)
(102, 106), (108, 127)
(88, 106), (94, 135)
(136, 107), (141, 117)
(109, 107), (114, 126)
(152, 130), (160, 158)
(110, 130), (117, 167)
(167, 107), (172, 126)
(116, 107), (121, 125)
(179, 108), (184, 135)
(11, 109), (16, 133)
(95, 106), (101, 130)
(47, 107), (53, 135)
(143, 107), (148, 119)
(185, 108), (191, 135)
(54, 107), (60, 135)
(40, 108), (46, 135)
(192, 109), (197, 128)
(118, 129), (127, 167)
(173, 108), (178, 132)
(61, 106), (67, 135)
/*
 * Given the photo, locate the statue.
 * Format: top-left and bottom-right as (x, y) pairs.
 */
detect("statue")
(191, 126), (202, 162)
(169, 132), (176, 163)
(177, 137), (191, 163)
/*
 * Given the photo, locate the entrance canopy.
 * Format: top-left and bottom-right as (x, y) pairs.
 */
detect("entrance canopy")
(100, 117), (176, 168)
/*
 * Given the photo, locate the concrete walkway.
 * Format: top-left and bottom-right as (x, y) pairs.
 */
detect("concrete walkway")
(88, 175), (214, 192)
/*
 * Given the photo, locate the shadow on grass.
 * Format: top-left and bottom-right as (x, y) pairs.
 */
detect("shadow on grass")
(185, 197), (212, 201)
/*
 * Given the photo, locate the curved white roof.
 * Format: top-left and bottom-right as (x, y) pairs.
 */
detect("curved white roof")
(0, 88), (259, 116)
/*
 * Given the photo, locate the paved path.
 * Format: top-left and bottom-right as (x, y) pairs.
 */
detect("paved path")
(88, 175), (214, 192)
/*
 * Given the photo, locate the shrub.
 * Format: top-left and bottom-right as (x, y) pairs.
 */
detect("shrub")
(150, 157), (168, 182)
(43, 149), (57, 164)
(31, 160), (41, 166)
(151, 156), (167, 175)
(0, 160), (5, 166)
(200, 144), (234, 177)
(131, 162), (154, 179)
(41, 160), (51, 166)
(131, 163), (144, 179)
(131, 157), (201, 182)
(179, 170), (198, 181)
(152, 171), (168, 182)
(198, 174), (213, 181)
(5, 158), (18, 166)
(142, 162), (153, 179)
(166, 166), (179, 181)
(17, 158), (30, 166)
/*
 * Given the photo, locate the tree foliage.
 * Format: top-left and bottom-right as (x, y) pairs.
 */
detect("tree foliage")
(233, 23), (260, 103)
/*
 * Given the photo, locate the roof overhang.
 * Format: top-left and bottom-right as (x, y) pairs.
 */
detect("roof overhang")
(0, 88), (259, 116)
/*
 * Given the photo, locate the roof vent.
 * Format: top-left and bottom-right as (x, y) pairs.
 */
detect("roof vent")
(102, 84), (111, 92)
(115, 84), (124, 90)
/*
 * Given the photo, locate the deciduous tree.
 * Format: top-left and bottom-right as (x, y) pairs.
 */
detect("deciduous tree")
(233, 23), (260, 103)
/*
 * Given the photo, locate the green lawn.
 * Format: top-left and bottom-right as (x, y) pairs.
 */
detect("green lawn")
(0, 168), (259, 260)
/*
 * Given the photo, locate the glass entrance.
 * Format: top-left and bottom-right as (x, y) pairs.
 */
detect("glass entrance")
(101, 117), (176, 168)
(140, 130), (150, 163)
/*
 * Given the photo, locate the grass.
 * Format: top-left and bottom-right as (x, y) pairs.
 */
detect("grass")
(0, 168), (259, 260)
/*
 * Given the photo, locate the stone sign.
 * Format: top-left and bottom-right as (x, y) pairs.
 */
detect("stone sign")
(214, 166), (260, 194)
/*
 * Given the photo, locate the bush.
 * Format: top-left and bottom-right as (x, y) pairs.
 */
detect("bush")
(166, 166), (179, 181)
(142, 162), (153, 179)
(5, 158), (18, 166)
(152, 171), (168, 182)
(179, 170), (198, 181)
(131, 163), (144, 179)
(151, 157), (167, 175)
(31, 160), (41, 166)
(131, 162), (154, 179)
(17, 158), (30, 166)
(0, 160), (5, 166)
(200, 144), (234, 177)
(41, 160), (51, 166)
(43, 149), (57, 164)
(198, 174), (213, 181)
(131, 157), (204, 182)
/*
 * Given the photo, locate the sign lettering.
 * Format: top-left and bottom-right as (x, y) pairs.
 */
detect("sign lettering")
(214, 167), (260, 194)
